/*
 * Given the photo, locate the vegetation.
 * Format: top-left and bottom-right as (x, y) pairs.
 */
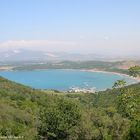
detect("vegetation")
(10, 61), (130, 74)
(112, 79), (126, 89)
(129, 65), (140, 77)
(0, 76), (139, 140)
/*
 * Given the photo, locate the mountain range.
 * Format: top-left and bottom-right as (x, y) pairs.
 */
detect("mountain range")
(0, 48), (139, 62)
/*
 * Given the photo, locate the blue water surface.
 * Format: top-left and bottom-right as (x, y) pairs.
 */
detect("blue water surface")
(0, 69), (137, 91)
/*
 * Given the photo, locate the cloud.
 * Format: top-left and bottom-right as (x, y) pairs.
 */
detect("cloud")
(0, 39), (139, 56)
(0, 40), (47, 48)
(0, 40), (76, 48)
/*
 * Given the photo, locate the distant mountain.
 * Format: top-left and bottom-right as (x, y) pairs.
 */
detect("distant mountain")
(0, 49), (103, 61)
(0, 49), (46, 61)
(0, 48), (140, 62)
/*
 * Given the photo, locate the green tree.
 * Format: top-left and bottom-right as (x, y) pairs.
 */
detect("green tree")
(127, 120), (140, 140)
(118, 89), (140, 119)
(117, 89), (140, 140)
(37, 98), (81, 140)
(128, 66), (140, 77)
(112, 79), (126, 89)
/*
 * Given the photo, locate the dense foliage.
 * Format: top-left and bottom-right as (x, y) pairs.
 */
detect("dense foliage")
(129, 65), (140, 77)
(112, 79), (126, 89)
(0, 76), (139, 140)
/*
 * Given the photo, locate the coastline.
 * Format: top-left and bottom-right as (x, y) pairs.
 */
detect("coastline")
(0, 67), (140, 82)
(80, 69), (140, 82)
(57, 68), (140, 83)
(0, 66), (14, 71)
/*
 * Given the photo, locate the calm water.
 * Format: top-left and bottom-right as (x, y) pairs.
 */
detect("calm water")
(0, 69), (137, 91)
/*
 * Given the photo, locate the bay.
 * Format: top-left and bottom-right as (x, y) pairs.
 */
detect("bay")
(0, 69), (137, 91)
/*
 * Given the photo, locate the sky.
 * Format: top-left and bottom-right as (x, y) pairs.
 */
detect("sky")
(0, 0), (140, 56)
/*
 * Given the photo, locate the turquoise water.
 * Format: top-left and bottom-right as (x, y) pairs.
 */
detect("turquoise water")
(0, 69), (137, 91)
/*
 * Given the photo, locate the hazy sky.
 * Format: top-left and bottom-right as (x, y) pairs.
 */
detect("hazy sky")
(0, 0), (140, 56)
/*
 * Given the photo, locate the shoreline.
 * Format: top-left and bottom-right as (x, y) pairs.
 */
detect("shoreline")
(54, 68), (140, 83)
(0, 68), (139, 93)
(0, 67), (140, 82)
(80, 69), (140, 82)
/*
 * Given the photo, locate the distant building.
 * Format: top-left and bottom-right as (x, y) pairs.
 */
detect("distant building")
(68, 87), (96, 93)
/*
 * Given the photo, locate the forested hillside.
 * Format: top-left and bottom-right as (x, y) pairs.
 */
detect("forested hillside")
(0, 76), (139, 140)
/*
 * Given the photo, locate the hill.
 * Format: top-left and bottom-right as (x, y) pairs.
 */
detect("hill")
(0, 76), (139, 140)
(0, 60), (139, 75)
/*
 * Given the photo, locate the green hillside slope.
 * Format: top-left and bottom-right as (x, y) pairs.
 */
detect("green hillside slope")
(0, 76), (139, 140)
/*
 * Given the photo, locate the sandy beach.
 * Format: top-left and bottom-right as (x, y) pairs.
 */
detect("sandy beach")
(0, 66), (14, 71)
(80, 69), (140, 82)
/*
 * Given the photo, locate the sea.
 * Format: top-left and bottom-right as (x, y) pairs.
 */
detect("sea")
(0, 69), (137, 91)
